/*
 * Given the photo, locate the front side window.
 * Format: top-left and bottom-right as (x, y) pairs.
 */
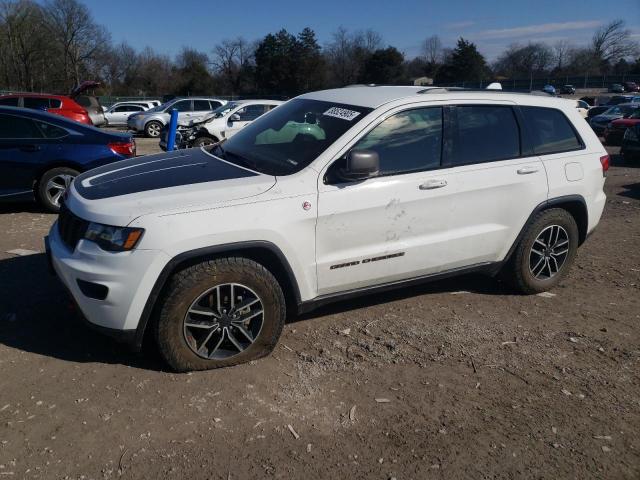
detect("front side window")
(0, 114), (43, 139)
(520, 107), (582, 155)
(448, 105), (520, 166)
(0, 97), (19, 106)
(237, 104), (268, 121)
(169, 100), (191, 112)
(352, 107), (442, 175)
(207, 99), (373, 176)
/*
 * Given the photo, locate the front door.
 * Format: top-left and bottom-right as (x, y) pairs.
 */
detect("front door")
(316, 106), (452, 295)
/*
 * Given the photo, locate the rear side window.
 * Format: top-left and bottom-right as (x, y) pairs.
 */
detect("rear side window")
(520, 107), (583, 155)
(448, 105), (520, 166)
(0, 114), (43, 139)
(193, 100), (211, 111)
(354, 107), (442, 175)
(24, 97), (51, 110)
(0, 97), (19, 106)
(35, 121), (68, 139)
(49, 98), (62, 109)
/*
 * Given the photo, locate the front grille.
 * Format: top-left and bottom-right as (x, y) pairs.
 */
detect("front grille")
(57, 204), (89, 251)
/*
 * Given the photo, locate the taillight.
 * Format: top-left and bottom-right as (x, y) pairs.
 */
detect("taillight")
(109, 141), (136, 157)
(600, 154), (610, 177)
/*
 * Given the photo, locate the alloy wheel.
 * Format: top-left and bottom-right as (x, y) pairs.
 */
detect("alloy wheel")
(45, 174), (74, 208)
(529, 225), (570, 280)
(183, 283), (264, 360)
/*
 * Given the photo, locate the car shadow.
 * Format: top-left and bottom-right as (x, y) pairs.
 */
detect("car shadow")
(0, 201), (47, 214)
(0, 253), (512, 369)
(293, 272), (511, 324)
(619, 182), (640, 200)
(0, 253), (164, 371)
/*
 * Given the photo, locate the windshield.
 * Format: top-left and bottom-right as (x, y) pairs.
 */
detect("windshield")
(205, 99), (373, 176)
(210, 102), (238, 119)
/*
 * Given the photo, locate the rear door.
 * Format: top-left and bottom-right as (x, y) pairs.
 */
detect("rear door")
(0, 113), (47, 197)
(436, 103), (548, 269)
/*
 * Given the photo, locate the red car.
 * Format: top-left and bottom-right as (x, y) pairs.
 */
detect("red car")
(0, 81), (105, 126)
(604, 109), (640, 145)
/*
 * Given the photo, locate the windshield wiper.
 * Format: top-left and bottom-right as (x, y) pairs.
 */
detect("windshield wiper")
(224, 150), (258, 171)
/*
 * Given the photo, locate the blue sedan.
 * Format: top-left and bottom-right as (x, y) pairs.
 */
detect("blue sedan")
(0, 106), (135, 211)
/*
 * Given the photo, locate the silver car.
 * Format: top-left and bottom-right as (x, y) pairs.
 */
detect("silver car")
(104, 103), (147, 126)
(127, 98), (227, 137)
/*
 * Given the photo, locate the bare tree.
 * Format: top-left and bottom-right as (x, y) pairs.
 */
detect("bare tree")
(592, 19), (639, 64)
(212, 37), (255, 95)
(43, 0), (109, 89)
(422, 35), (442, 65)
(553, 39), (572, 71)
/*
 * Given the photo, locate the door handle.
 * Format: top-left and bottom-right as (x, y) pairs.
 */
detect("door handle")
(517, 166), (539, 175)
(419, 179), (447, 190)
(19, 144), (40, 152)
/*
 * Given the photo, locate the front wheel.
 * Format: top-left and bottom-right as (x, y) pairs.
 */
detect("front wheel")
(503, 208), (579, 294)
(154, 258), (286, 371)
(37, 167), (79, 212)
(144, 121), (163, 138)
(192, 136), (216, 148)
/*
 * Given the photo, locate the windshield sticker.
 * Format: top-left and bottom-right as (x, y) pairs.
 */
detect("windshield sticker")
(323, 107), (361, 121)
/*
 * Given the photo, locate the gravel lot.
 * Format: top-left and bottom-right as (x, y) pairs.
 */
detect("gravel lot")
(0, 141), (638, 479)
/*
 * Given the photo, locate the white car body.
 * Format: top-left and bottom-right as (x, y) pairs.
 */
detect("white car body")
(128, 98), (227, 137)
(104, 103), (147, 126)
(197, 100), (284, 141)
(576, 100), (590, 118)
(48, 86), (607, 352)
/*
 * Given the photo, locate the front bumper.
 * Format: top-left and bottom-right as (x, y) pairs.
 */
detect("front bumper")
(46, 222), (170, 348)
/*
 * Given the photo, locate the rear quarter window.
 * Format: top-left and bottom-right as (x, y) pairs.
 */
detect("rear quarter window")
(520, 107), (583, 155)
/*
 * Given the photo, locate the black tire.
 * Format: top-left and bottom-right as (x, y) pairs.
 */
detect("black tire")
(144, 120), (163, 138)
(192, 136), (217, 148)
(503, 208), (579, 294)
(37, 166), (79, 213)
(154, 257), (286, 372)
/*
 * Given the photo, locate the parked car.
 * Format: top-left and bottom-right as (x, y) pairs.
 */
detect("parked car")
(47, 86), (607, 371)
(586, 106), (610, 123)
(606, 95), (638, 106)
(101, 101), (159, 112)
(589, 104), (640, 135)
(542, 85), (556, 95)
(159, 100), (284, 150)
(560, 85), (576, 94)
(575, 100), (590, 118)
(104, 103), (147, 126)
(609, 84), (625, 93)
(0, 106), (135, 211)
(623, 81), (639, 92)
(603, 109), (640, 145)
(127, 98), (227, 138)
(621, 124), (640, 160)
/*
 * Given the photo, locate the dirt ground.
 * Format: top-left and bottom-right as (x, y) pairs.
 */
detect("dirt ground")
(0, 141), (638, 480)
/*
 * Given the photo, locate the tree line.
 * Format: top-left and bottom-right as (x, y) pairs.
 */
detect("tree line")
(1, 0), (639, 97)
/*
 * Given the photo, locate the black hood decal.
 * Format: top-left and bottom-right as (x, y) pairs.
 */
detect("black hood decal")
(75, 149), (258, 200)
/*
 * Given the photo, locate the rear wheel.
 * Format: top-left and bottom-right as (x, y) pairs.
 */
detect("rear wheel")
(37, 167), (79, 212)
(503, 208), (579, 294)
(155, 258), (286, 372)
(144, 121), (163, 138)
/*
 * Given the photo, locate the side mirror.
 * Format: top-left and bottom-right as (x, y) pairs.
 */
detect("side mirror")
(343, 150), (379, 180)
(229, 113), (241, 123)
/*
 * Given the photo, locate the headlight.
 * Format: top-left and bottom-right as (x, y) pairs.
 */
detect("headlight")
(84, 223), (144, 251)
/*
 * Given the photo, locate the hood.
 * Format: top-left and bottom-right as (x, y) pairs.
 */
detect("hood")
(67, 148), (276, 226)
(69, 80), (100, 98)
(592, 114), (620, 122)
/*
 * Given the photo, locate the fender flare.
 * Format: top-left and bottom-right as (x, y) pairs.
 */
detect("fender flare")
(132, 241), (301, 351)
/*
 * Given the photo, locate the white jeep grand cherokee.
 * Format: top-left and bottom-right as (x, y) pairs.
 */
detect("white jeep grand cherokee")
(46, 86), (608, 371)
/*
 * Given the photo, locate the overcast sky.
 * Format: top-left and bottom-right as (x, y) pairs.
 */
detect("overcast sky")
(87, 0), (640, 60)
